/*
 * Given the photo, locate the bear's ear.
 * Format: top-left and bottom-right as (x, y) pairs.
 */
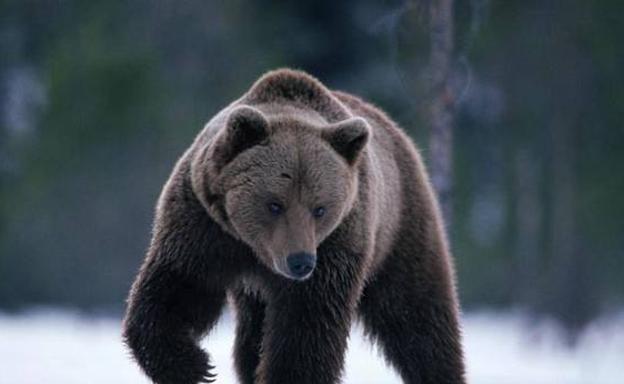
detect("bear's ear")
(322, 117), (371, 165)
(212, 106), (269, 168)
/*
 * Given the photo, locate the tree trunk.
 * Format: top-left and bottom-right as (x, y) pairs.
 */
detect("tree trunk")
(513, 147), (542, 307)
(548, 112), (595, 341)
(428, 0), (455, 227)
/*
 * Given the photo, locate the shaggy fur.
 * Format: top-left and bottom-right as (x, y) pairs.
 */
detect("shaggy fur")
(123, 69), (465, 384)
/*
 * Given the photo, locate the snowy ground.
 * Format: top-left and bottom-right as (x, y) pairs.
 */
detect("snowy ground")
(1, 309), (623, 384)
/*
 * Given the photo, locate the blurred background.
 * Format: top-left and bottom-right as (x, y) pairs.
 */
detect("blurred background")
(1, 1), (623, 383)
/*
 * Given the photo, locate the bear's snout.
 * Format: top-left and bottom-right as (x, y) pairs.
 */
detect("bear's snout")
(286, 252), (316, 280)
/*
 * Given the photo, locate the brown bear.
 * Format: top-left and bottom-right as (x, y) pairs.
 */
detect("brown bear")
(122, 69), (465, 384)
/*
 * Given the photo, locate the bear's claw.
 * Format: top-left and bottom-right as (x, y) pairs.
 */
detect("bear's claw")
(200, 369), (217, 383)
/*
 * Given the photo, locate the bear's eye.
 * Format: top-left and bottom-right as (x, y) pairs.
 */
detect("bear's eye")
(312, 206), (326, 219)
(268, 202), (284, 216)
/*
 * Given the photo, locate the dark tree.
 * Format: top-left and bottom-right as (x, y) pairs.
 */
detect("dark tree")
(428, 0), (455, 226)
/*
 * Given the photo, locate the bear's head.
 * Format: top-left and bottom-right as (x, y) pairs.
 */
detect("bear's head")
(192, 105), (370, 280)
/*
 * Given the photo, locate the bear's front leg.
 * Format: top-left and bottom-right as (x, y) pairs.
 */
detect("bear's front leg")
(123, 261), (226, 384)
(255, 248), (363, 384)
(256, 288), (354, 384)
(123, 168), (234, 384)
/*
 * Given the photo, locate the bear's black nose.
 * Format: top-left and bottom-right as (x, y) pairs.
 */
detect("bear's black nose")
(286, 252), (316, 279)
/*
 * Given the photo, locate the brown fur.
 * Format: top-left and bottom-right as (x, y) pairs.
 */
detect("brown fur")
(123, 69), (465, 384)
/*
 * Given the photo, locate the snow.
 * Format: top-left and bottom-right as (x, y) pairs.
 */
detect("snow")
(0, 309), (622, 384)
